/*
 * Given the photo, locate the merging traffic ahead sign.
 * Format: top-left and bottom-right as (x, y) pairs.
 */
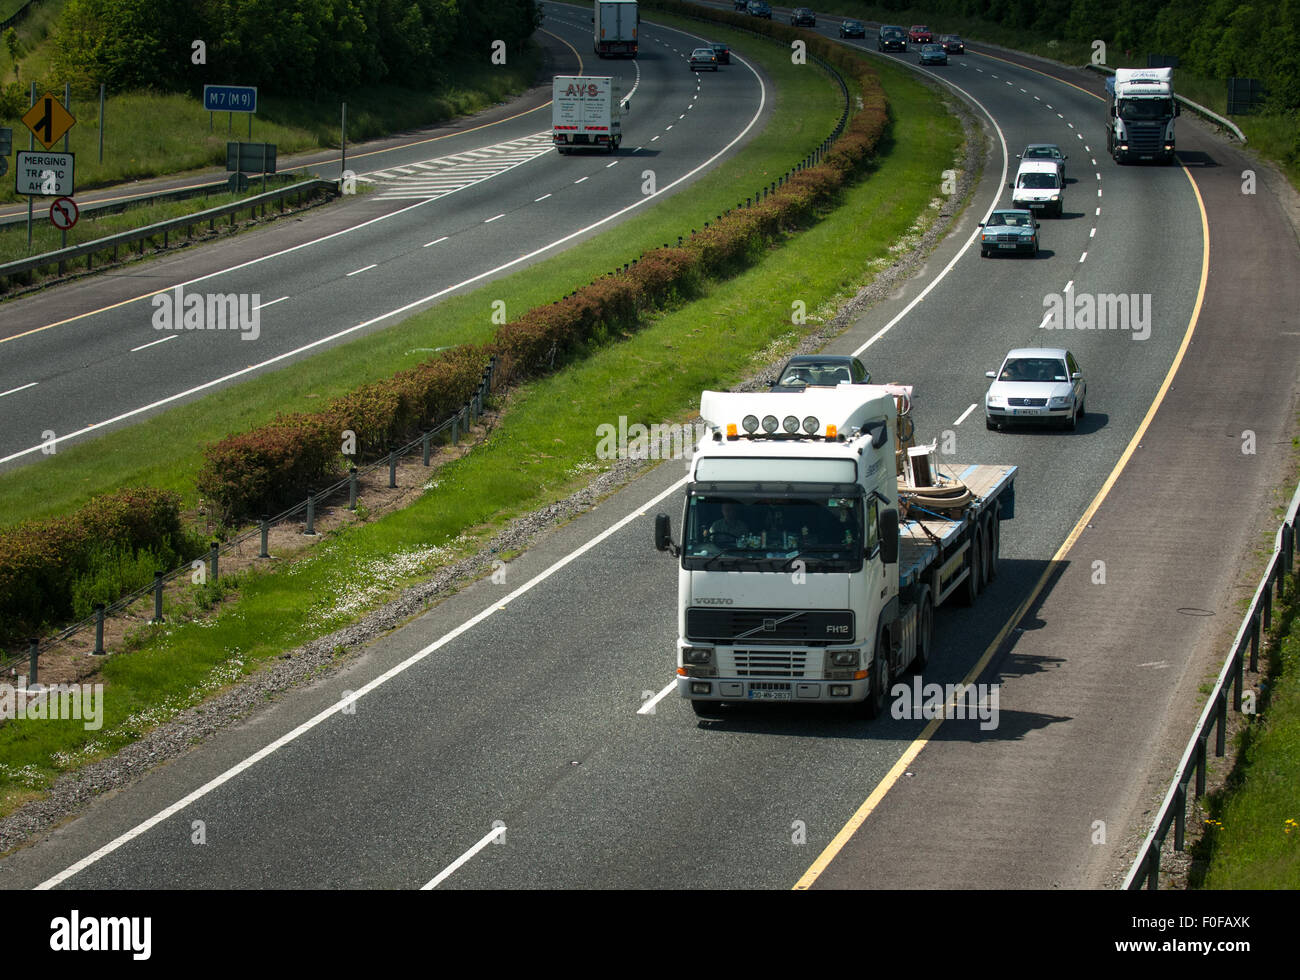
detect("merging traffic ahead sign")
(21, 93), (76, 150)
(203, 85), (258, 113)
(15, 150), (74, 196)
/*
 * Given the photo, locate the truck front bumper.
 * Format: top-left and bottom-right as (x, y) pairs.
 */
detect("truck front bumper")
(678, 675), (871, 703)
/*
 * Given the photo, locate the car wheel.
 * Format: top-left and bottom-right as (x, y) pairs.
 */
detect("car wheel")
(1065, 402), (1078, 431)
(980, 247), (989, 258)
(986, 415), (998, 430)
(1032, 243), (1039, 257)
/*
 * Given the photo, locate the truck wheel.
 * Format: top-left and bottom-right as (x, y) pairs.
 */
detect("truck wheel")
(957, 529), (982, 606)
(691, 700), (722, 717)
(911, 590), (934, 672)
(862, 642), (890, 719)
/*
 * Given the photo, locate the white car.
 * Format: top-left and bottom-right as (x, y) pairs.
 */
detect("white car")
(985, 347), (1086, 430)
(1009, 158), (1064, 217)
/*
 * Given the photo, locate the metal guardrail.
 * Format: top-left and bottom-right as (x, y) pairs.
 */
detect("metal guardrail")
(1084, 64), (1248, 144)
(1, 357), (498, 680)
(0, 173), (303, 230)
(0, 177), (337, 289)
(1123, 481), (1300, 889)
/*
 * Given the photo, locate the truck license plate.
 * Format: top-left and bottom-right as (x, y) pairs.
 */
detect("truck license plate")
(748, 689), (793, 701)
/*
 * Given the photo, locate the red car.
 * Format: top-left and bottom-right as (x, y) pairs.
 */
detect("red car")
(908, 25), (932, 43)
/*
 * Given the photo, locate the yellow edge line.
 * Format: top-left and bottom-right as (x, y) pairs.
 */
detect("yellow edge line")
(0, 29), (584, 346)
(794, 163), (1212, 891)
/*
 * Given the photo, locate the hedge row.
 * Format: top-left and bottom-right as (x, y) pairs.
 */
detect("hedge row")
(0, 487), (188, 635)
(194, 10), (890, 522)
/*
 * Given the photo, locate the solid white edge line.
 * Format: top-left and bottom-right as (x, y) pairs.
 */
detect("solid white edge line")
(637, 679), (677, 715)
(130, 336), (177, 353)
(254, 296), (288, 311)
(36, 474), (690, 889)
(953, 403), (977, 426)
(852, 69), (1009, 357)
(421, 825), (506, 890)
(2, 55), (768, 466)
(0, 381), (38, 398)
(424, 236), (449, 247)
(346, 264), (377, 277)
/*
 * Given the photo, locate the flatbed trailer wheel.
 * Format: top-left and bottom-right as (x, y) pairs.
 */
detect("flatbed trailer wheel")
(911, 588), (934, 672)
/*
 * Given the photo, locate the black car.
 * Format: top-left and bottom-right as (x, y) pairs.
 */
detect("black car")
(839, 19), (866, 39)
(771, 355), (870, 390)
(877, 26), (907, 52)
(940, 34), (965, 54)
(710, 41), (730, 64)
(791, 7), (816, 27)
(747, 1), (772, 18)
(733, 0), (747, 8)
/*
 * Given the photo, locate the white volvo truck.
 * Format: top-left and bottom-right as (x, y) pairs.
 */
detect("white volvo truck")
(654, 385), (1016, 717)
(1105, 67), (1179, 164)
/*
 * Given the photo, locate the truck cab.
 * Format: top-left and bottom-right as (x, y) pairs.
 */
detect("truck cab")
(1106, 68), (1178, 164)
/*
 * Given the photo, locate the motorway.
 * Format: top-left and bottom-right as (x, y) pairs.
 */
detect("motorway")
(2, 4), (1298, 890)
(0, 3), (770, 468)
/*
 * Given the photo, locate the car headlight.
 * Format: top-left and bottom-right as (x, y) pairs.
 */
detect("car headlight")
(986, 393), (1004, 406)
(1049, 396), (1071, 408)
(1050, 194), (1060, 201)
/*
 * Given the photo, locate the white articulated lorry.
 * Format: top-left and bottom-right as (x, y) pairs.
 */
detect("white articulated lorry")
(552, 75), (624, 154)
(594, 0), (639, 57)
(654, 385), (1016, 718)
(1105, 67), (1179, 164)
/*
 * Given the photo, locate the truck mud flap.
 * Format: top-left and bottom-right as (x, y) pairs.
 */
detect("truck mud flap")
(999, 484), (1015, 521)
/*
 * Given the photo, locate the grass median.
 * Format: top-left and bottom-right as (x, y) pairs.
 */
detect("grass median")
(0, 13), (848, 527)
(0, 49), (965, 815)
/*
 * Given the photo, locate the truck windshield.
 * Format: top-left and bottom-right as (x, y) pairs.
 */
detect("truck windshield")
(1119, 97), (1173, 121)
(682, 493), (864, 572)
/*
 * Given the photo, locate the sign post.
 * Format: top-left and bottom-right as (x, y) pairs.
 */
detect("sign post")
(19, 87), (77, 252)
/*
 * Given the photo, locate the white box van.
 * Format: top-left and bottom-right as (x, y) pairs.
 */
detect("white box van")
(1009, 159), (1063, 217)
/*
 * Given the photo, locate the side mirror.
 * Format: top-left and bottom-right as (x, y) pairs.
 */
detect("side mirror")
(878, 508), (899, 564)
(1007, 183), (1013, 190)
(985, 370), (997, 379)
(977, 221), (985, 227)
(1071, 371), (1082, 380)
(1035, 222), (1041, 228)
(655, 513), (677, 554)
(1063, 154), (1069, 160)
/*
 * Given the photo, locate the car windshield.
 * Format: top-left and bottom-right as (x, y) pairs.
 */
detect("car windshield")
(1119, 97), (1173, 120)
(999, 358), (1069, 382)
(1025, 147), (1059, 160)
(683, 494), (864, 571)
(1019, 172), (1059, 189)
(987, 213), (1029, 228)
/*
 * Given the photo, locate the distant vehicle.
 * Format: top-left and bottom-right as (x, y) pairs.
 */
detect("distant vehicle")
(771, 354), (870, 390)
(552, 75), (624, 154)
(747, 1), (772, 18)
(790, 7), (816, 26)
(1018, 143), (1067, 180)
(594, 0), (638, 58)
(978, 209), (1040, 258)
(689, 47), (718, 71)
(1009, 159), (1064, 216)
(908, 25), (933, 44)
(940, 34), (965, 54)
(733, 0), (747, 8)
(1106, 67), (1178, 164)
(710, 41), (730, 64)
(839, 19), (867, 38)
(878, 25), (907, 51)
(918, 43), (948, 65)
(985, 348), (1086, 431)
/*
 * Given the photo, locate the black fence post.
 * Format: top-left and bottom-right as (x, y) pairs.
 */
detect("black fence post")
(305, 491), (317, 535)
(93, 604), (106, 655)
(29, 638), (39, 687)
(349, 467), (359, 509)
(259, 515), (270, 558)
(209, 542), (220, 584)
(422, 430), (431, 466)
(153, 571), (165, 622)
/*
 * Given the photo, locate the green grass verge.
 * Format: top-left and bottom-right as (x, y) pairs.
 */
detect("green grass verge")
(0, 13), (847, 528)
(1196, 570), (1300, 888)
(0, 176), (315, 265)
(0, 52), (964, 814)
(0, 43), (544, 204)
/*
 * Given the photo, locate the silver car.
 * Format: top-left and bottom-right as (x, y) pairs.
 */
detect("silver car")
(985, 347), (1086, 430)
(1018, 143), (1068, 181)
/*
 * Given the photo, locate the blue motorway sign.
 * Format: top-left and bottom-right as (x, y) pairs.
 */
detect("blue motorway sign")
(203, 85), (258, 113)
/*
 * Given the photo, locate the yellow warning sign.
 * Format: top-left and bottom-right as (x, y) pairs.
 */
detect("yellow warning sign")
(22, 93), (76, 150)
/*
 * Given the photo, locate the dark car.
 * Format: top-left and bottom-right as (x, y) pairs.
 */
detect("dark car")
(710, 41), (731, 64)
(918, 43), (948, 65)
(908, 25), (933, 44)
(978, 208), (1040, 257)
(878, 26), (907, 52)
(747, 1), (772, 18)
(791, 7), (816, 26)
(771, 355), (870, 390)
(940, 34), (965, 54)
(733, 0), (747, 8)
(839, 19), (866, 38)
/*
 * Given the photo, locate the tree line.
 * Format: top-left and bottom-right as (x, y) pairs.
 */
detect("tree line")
(48, 0), (542, 96)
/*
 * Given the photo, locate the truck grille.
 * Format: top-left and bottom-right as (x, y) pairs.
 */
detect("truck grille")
(733, 651), (808, 677)
(1126, 122), (1164, 151)
(686, 608), (854, 643)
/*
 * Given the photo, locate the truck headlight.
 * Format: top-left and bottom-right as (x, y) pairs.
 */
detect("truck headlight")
(683, 646), (714, 665)
(831, 650), (859, 666)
